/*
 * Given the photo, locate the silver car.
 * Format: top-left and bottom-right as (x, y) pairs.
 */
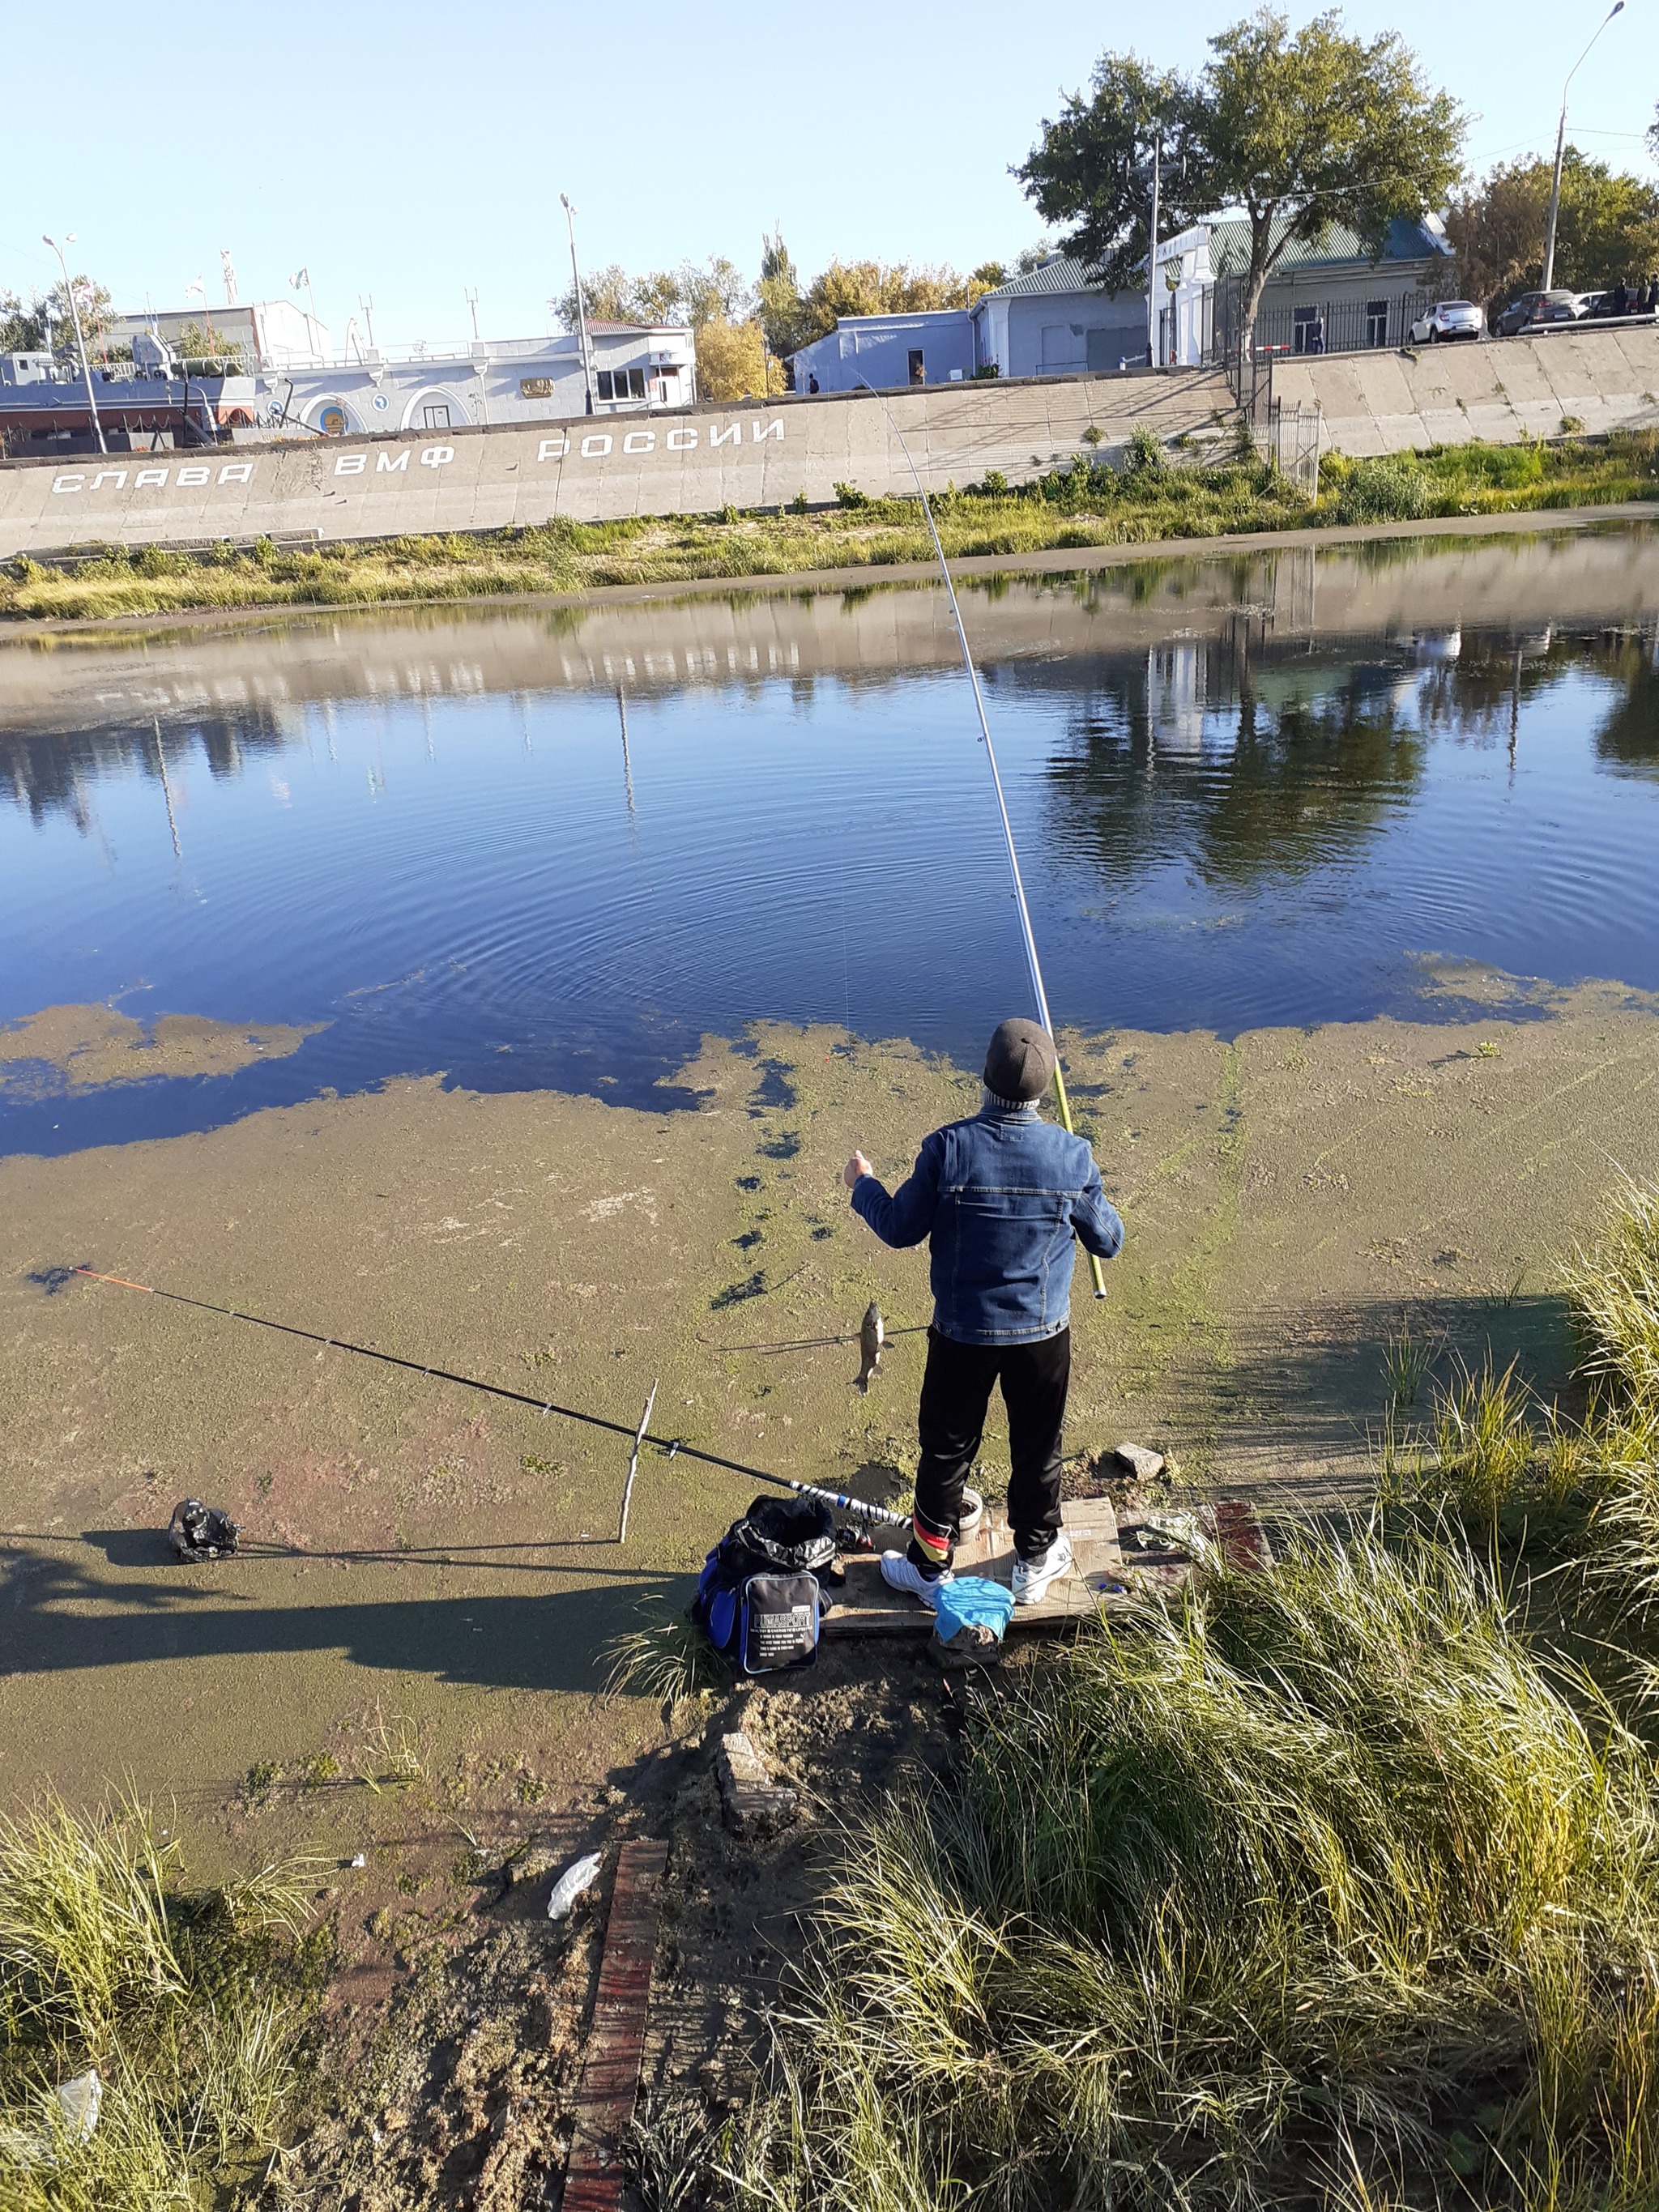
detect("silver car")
(1410, 300), (1485, 343)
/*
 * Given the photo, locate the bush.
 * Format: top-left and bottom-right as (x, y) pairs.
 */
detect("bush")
(833, 481), (870, 509)
(1122, 423), (1168, 479)
(1333, 454), (1432, 524)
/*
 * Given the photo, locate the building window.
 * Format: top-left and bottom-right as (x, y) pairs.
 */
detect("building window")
(519, 377), (554, 399)
(908, 349), (925, 384)
(596, 368), (650, 401)
(422, 403), (451, 428)
(1365, 299), (1388, 348)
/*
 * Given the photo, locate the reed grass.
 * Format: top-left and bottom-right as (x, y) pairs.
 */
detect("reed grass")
(5, 431), (1657, 627)
(603, 1605), (726, 1714)
(730, 1529), (1659, 2212)
(0, 1794), (319, 2209)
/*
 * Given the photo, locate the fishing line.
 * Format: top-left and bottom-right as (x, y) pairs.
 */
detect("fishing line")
(854, 377), (1107, 1297)
(67, 1268), (908, 1530)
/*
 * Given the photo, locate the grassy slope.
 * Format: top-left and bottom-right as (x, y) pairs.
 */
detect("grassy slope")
(720, 1180), (1659, 2212)
(5, 431), (1659, 624)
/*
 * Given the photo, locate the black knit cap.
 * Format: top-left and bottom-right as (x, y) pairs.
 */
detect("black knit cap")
(983, 1017), (1056, 1104)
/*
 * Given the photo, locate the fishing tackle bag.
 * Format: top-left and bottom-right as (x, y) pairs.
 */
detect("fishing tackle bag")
(168, 1498), (241, 1560)
(693, 1496), (839, 1674)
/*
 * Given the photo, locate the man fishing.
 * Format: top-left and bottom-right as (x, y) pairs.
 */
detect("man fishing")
(843, 1017), (1123, 1608)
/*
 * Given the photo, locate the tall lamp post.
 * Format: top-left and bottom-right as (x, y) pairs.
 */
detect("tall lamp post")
(42, 232), (105, 456)
(560, 194), (597, 415)
(1542, 1), (1625, 292)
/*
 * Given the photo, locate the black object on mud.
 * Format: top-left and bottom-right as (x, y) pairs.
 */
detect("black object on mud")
(168, 1499), (241, 1560)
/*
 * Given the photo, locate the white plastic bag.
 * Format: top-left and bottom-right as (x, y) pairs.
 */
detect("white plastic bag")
(546, 1851), (603, 1920)
(56, 2070), (102, 2142)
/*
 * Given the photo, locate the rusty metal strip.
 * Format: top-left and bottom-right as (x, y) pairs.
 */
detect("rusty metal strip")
(1212, 1499), (1273, 1572)
(561, 1838), (669, 2212)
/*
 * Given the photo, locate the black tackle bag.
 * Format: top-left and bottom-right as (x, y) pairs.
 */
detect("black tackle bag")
(692, 1495), (840, 1674)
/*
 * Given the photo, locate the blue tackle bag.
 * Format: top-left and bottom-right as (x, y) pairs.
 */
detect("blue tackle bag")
(693, 1496), (838, 1673)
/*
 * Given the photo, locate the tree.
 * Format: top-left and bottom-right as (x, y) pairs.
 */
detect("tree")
(695, 317), (785, 402)
(791, 259), (980, 348)
(552, 262), (641, 331)
(0, 292), (48, 352)
(677, 255), (754, 330)
(757, 228), (812, 359)
(1017, 10), (1465, 340)
(0, 274), (113, 358)
(1447, 150), (1659, 313)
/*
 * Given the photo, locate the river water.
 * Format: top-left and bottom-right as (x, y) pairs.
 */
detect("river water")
(4, 526), (1659, 1154)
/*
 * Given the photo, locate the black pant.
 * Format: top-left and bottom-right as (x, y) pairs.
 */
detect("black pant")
(911, 1326), (1070, 1567)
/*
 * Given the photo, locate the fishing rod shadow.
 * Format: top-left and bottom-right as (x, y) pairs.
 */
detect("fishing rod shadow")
(699, 1324), (928, 1356)
(68, 1529), (634, 1572)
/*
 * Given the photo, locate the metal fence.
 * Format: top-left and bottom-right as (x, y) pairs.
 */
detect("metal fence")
(1213, 281), (1439, 366)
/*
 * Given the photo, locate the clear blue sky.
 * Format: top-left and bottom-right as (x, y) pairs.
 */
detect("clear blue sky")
(6, 0), (1654, 351)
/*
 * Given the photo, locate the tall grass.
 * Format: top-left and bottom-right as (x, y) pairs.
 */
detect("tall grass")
(1568, 1181), (1659, 1409)
(1564, 1181), (1659, 1613)
(737, 1532), (1659, 2211)
(0, 1795), (318, 2208)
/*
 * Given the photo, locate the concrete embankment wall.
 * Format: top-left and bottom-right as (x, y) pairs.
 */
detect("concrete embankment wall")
(1278, 325), (1659, 454)
(0, 373), (1231, 562)
(4, 327), (1659, 560)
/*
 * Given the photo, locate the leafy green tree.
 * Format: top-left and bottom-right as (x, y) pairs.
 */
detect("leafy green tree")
(757, 228), (811, 358)
(1017, 10), (1465, 339)
(676, 254), (753, 330)
(552, 262), (640, 331)
(0, 275), (113, 358)
(793, 260), (979, 347)
(1448, 149), (1659, 312)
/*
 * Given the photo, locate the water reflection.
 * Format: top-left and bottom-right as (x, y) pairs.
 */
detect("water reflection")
(1046, 634), (1426, 890)
(5, 547), (1659, 1156)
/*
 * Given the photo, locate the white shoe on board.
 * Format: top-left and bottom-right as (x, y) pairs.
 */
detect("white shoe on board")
(879, 1551), (952, 1608)
(1012, 1532), (1073, 1607)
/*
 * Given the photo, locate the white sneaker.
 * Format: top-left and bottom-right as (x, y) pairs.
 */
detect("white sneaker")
(1012, 1532), (1073, 1607)
(880, 1551), (952, 1608)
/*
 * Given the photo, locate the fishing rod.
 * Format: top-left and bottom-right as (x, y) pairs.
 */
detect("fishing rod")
(68, 1268), (909, 1531)
(855, 377), (1107, 1298)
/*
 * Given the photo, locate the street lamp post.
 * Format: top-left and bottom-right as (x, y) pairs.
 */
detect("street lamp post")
(1542, 1), (1625, 293)
(42, 232), (105, 455)
(560, 194), (598, 416)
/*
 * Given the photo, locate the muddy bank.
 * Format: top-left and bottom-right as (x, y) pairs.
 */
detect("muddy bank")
(2, 989), (1657, 1852)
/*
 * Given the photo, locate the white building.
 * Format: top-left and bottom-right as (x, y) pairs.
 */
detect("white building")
(262, 322), (696, 437)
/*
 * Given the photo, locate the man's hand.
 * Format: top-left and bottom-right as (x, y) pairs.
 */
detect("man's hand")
(843, 1150), (873, 1191)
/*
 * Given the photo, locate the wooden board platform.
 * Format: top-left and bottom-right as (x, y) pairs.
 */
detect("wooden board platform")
(825, 1498), (1135, 1637)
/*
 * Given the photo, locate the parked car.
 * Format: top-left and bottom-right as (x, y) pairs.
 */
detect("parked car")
(1495, 289), (1583, 335)
(1410, 300), (1485, 343)
(1495, 292), (1543, 336)
(1578, 290), (1612, 318)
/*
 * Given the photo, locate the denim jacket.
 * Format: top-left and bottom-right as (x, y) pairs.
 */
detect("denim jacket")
(851, 1098), (1124, 1345)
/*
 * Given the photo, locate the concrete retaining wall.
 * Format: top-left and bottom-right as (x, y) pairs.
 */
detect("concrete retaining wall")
(0, 373), (1230, 562)
(6, 326), (1659, 561)
(1280, 325), (1659, 454)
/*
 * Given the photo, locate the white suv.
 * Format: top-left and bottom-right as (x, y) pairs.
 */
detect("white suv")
(1410, 300), (1485, 344)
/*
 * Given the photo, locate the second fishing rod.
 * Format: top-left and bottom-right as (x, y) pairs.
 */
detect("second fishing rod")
(855, 377), (1107, 1299)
